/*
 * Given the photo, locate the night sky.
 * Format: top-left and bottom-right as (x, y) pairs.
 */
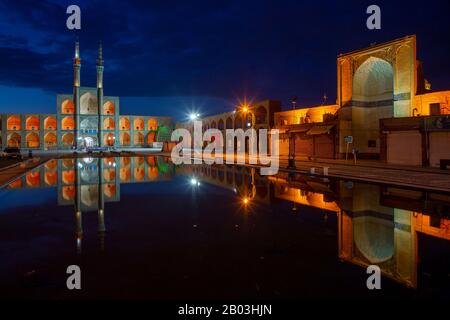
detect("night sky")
(0, 0), (449, 120)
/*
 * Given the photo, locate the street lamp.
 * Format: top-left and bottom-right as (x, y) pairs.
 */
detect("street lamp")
(189, 113), (199, 121)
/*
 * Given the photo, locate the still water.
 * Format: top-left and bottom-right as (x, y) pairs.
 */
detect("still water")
(0, 156), (449, 300)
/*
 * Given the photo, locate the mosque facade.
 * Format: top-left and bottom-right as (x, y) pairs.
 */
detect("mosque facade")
(0, 42), (173, 151)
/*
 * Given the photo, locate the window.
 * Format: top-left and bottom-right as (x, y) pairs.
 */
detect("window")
(430, 103), (441, 116)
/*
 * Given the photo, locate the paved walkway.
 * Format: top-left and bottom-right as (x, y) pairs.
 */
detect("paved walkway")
(159, 152), (450, 193)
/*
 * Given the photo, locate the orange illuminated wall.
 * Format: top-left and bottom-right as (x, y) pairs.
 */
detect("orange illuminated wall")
(26, 116), (39, 130)
(275, 105), (339, 126)
(7, 115), (21, 130)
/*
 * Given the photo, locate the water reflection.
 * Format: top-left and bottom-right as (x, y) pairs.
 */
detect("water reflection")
(6, 156), (450, 290)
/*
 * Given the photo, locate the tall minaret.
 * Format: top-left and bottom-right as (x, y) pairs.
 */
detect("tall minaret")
(96, 41), (104, 147)
(74, 159), (83, 254)
(73, 40), (81, 148)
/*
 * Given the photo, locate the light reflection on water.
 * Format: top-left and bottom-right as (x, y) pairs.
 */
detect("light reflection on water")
(1, 156), (449, 299)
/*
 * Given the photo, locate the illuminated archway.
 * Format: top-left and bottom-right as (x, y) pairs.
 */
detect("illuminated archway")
(234, 115), (242, 129)
(61, 99), (74, 114)
(104, 133), (115, 146)
(211, 121), (217, 128)
(119, 132), (130, 146)
(45, 159), (57, 170)
(119, 117), (130, 130)
(62, 133), (74, 147)
(80, 92), (98, 114)
(44, 116), (57, 130)
(103, 117), (115, 130)
(26, 116), (39, 130)
(104, 184), (116, 197)
(26, 132), (40, 148)
(352, 56), (394, 153)
(7, 115), (21, 130)
(146, 132), (156, 145)
(44, 132), (57, 148)
(148, 118), (158, 131)
(103, 101), (115, 115)
(134, 132), (144, 145)
(61, 117), (75, 130)
(133, 118), (144, 130)
(7, 132), (21, 147)
(103, 168), (116, 182)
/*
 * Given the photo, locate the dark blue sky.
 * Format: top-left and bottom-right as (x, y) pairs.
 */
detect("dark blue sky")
(0, 0), (449, 120)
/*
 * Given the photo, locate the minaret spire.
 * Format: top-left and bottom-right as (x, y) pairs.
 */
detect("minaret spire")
(96, 41), (104, 147)
(73, 39), (81, 148)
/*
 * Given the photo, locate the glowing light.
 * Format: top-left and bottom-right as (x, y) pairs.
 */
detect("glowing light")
(190, 178), (199, 186)
(189, 113), (198, 121)
(242, 106), (249, 113)
(243, 197), (249, 205)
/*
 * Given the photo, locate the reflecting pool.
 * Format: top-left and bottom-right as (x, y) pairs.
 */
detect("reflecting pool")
(0, 156), (449, 299)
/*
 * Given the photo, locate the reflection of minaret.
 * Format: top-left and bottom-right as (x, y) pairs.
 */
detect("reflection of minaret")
(98, 158), (106, 251)
(73, 40), (81, 148)
(96, 42), (104, 147)
(75, 159), (83, 254)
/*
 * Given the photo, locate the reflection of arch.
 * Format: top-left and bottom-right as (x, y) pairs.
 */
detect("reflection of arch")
(8, 179), (22, 189)
(103, 117), (115, 130)
(134, 132), (144, 145)
(44, 132), (57, 148)
(104, 184), (116, 197)
(134, 167), (144, 181)
(62, 170), (75, 184)
(147, 118), (158, 130)
(103, 101), (115, 115)
(80, 92), (98, 114)
(61, 99), (74, 114)
(146, 156), (156, 166)
(353, 57), (393, 102)
(62, 133), (74, 146)
(7, 132), (21, 147)
(255, 106), (267, 124)
(26, 116), (39, 130)
(133, 118), (144, 130)
(120, 167), (130, 182)
(134, 156), (144, 166)
(103, 168), (116, 182)
(45, 172), (57, 186)
(61, 117), (74, 130)
(44, 116), (57, 130)
(218, 119), (224, 130)
(7, 115), (21, 130)
(119, 132), (130, 146)
(148, 166), (159, 181)
(353, 215), (394, 264)
(81, 185), (98, 207)
(146, 132), (156, 145)
(45, 159), (57, 170)
(120, 157), (130, 167)
(26, 172), (40, 187)
(26, 132), (40, 148)
(120, 117), (130, 130)
(62, 159), (74, 168)
(62, 186), (76, 200)
(104, 133), (115, 146)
